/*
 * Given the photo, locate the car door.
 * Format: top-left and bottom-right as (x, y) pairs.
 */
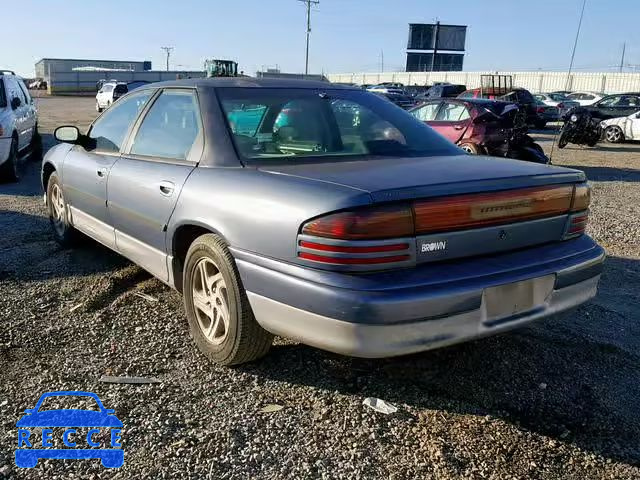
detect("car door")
(593, 95), (624, 119)
(62, 90), (154, 249)
(16, 78), (36, 145)
(107, 88), (203, 281)
(429, 101), (471, 144)
(4, 76), (30, 150)
(630, 111), (640, 140)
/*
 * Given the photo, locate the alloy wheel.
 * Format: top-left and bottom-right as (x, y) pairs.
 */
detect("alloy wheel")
(191, 257), (230, 345)
(49, 183), (66, 236)
(606, 126), (622, 143)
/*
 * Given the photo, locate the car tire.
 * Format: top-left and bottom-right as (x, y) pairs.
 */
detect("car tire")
(604, 125), (624, 143)
(46, 172), (80, 247)
(29, 126), (43, 161)
(183, 234), (273, 366)
(96, 101), (103, 113)
(459, 143), (481, 155)
(0, 136), (19, 183)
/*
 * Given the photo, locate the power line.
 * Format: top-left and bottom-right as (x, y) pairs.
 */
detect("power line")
(298, 0), (319, 75)
(161, 46), (174, 71)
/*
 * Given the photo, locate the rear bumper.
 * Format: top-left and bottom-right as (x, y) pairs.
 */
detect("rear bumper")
(234, 236), (605, 358)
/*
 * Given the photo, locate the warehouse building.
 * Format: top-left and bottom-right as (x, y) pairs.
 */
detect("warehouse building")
(35, 58), (152, 78)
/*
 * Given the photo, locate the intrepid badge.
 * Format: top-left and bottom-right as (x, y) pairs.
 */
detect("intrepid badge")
(421, 240), (447, 253)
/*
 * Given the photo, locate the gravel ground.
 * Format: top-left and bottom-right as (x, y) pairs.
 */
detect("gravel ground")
(1, 97), (639, 479)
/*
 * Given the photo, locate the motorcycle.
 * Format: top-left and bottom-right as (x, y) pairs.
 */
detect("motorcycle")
(479, 105), (550, 164)
(558, 108), (601, 148)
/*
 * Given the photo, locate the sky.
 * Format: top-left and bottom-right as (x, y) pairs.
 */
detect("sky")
(5, 0), (640, 78)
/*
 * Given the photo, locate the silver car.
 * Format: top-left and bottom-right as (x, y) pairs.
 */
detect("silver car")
(42, 78), (604, 365)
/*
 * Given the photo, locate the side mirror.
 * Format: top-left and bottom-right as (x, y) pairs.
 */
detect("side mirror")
(635, 113), (640, 119)
(10, 97), (21, 109)
(54, 126), (80, 143)
(105, 409), (115, 415)
(23, 409), (35, 414)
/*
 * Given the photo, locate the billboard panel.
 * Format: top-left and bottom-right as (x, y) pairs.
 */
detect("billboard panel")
(407, 24), (467, 52)
(405, 53), (464, 72)
(435, 25), (467, 51)
(407, 24), (436, 50)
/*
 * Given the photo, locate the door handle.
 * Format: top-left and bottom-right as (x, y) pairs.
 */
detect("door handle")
(159, 181), (175, 196)
(97, 168), (108, 177)
(454, 125), (464, 130)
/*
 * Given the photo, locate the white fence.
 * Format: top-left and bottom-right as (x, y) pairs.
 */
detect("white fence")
(327, 71), (640, 94)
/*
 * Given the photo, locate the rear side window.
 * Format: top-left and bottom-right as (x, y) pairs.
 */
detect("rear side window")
(410, 102), (440, 121)
(17, 79), (31, 104)
(114, 84), (128, 94)
(434, 102), (470, 121)
(89, 90), (153, 152)
(130, 90), (201, 160)
(0, 78), (6, 108)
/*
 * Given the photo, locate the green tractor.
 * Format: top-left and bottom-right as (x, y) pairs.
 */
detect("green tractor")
(204, 59), (238, 78)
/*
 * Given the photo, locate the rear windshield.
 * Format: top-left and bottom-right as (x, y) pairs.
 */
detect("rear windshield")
(217, 88), (459, 162)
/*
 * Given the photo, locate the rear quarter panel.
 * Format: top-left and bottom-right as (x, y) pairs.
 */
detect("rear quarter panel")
(167, 167), (373, 262)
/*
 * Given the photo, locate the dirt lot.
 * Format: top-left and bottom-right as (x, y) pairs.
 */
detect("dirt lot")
(1, 96), (639, 479)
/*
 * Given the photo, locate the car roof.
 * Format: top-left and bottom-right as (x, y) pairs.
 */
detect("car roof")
(422, 97), (513, 106)
(146, 77), (346, 90)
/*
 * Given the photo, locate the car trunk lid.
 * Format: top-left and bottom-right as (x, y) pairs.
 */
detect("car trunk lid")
(259, 155), (584, 202)
(273, 156), (588, 269)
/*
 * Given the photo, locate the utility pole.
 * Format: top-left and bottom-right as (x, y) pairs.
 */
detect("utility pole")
(380, 49), (384, 73)
(620, 42), (626, 73)
(161, 46), (174, 71)
(430, 21), (440, 72)
(298, 0), (319, 75)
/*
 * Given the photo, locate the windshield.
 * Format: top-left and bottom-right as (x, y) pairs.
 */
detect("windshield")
(218, 88), (458, 161)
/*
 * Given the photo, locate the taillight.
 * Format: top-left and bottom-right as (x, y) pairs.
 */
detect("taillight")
(301, 204), (413, 240)
(564, 182), (590, 239)
(558, 103), (565, 109)
(571, 183), (590, 211)
(536, 107), (545, 113)
(413, 185), (574, 234)
(298, 183), (591, 268)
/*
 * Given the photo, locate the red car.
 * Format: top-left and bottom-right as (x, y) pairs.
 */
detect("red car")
(409, 98), (548, 163)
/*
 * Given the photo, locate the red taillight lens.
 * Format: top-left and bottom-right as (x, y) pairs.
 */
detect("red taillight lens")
(301, 205), (414, 240)
(537, 107), (545, 113)
(558, 103), (565, 109)
(413, 185), (574, 234)
(298, 252), (410, 265)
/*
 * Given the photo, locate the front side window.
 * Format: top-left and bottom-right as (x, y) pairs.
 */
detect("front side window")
(219, 88), (458, 161)
(598, 96), (621, 107)
(410, 102), (440, 122)
(434, 102), (470, 122)
(130, 90), (201, 160)
(89, 90), (153, 152)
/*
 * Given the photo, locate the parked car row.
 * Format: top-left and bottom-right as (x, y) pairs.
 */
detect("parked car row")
(40, 77), (603, 366)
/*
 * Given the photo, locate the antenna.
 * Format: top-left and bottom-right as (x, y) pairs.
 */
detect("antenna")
(161, 46), (174, 71)
(298, 0), (319, 75)
(620, 42), (626, 73)
(549, 0), (587, 162)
